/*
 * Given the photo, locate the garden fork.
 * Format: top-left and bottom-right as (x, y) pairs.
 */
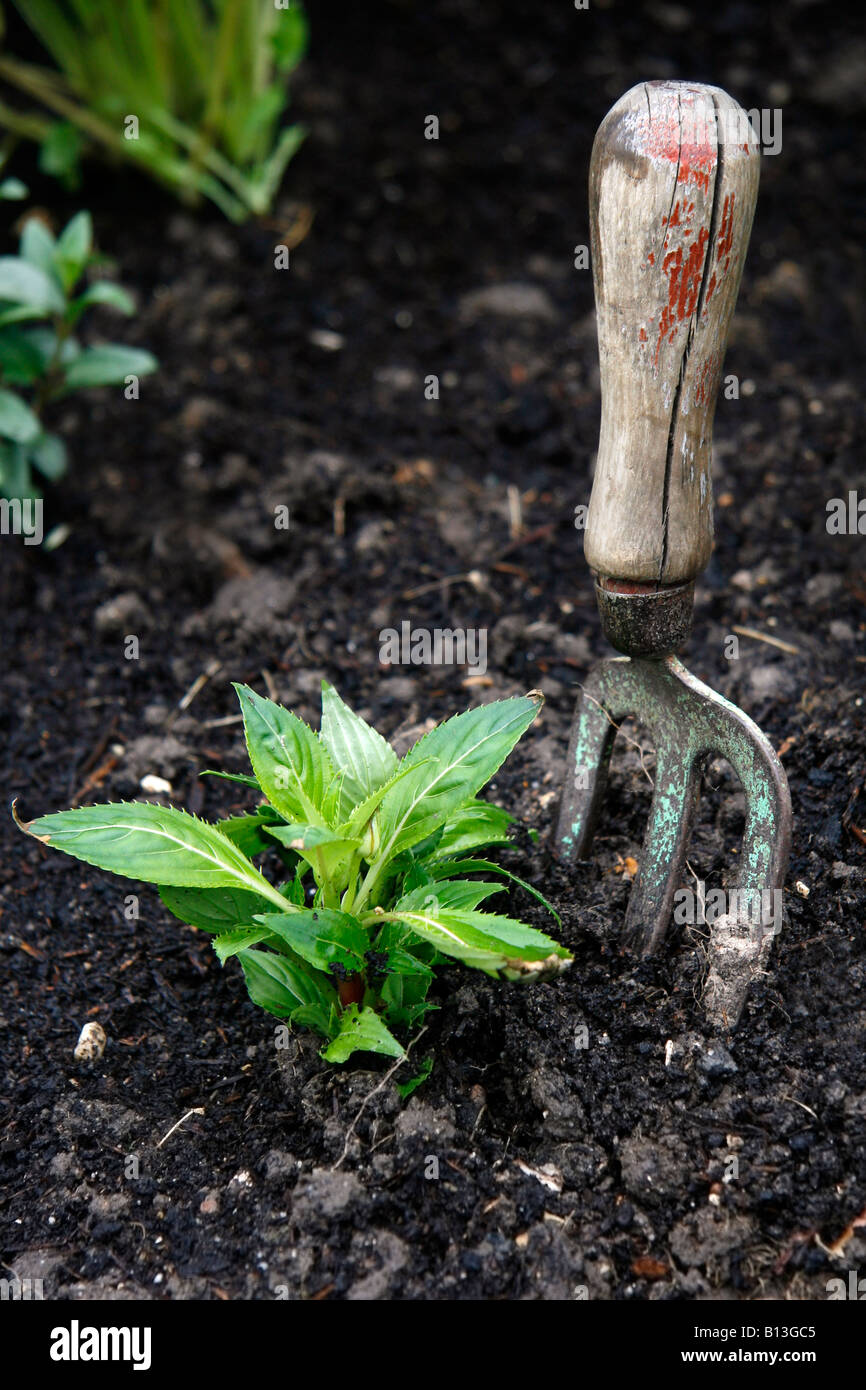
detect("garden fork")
(556, 81), (792, 1029)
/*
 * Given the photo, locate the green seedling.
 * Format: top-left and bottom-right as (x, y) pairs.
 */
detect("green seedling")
(0, 0), (308, 222)
(0, 206), (157, 502)
(16, 683), (571, 1064)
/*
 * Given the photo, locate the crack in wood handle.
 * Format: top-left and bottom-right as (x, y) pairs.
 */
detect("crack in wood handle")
(584, 80), (760, 585)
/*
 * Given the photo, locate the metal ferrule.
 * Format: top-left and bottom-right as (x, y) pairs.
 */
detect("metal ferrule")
(594, 576), (694, 658)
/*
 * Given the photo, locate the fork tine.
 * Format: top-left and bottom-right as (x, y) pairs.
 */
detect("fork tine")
(556, 661), (621, 860)
(622, 751), (702, 955)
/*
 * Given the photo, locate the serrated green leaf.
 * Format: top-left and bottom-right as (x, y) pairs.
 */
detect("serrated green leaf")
(238, 947), (336, 1020)
(216, 813), (277, 858)
(265, 823), (357, 852)
(255, 908), (368, 975)
(159, 882), (278, 932)
(321, 1005), (405, 1063)
(338, 757), (434, 840)
(423, 800), (514, 860)
(23, 800), (289, 907)
(213, 926), (274, 961)
(387, 900), (570, 976)
(265, 821), (360, 886)
(200, 769), (261, 790)
(234, 683), (332, 824)
(319, 681), (398, 821)
(321, 768), (346, 824)
(371, 694), (543, 870)
(281, 868), (307, 906)
(380, 944), (435, 979)
(290, 1001), (338, 1038)
(372, 920), (438, 970)
(428, 857), (561, 926)
(397, 879), (505, 913)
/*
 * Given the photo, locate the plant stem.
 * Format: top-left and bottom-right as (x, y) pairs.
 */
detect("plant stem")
(337, 974), (364, 1008)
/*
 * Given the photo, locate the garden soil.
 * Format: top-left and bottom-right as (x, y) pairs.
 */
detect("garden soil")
(1, 0), (864, 1301)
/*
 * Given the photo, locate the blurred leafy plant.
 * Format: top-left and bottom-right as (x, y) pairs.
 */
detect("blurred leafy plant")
(0, 0), (308, 221)
(18, 683), (571, 1064)
(0, 203), (157, 500)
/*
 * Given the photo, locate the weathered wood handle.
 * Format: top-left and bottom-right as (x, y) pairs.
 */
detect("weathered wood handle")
(584, 81), (760, 585)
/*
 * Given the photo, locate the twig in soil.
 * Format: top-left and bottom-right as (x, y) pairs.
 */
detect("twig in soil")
(685, 861), (707, 926)
(402, 569), (485, 600)
(169, 659), (222, 723)
(330, 1027), (428, 1172)
(156, 1106), (205, 1149)
(507, 484), (523, 540)
(778, 932), (833, 954)
(815, 1206), (866, 1259)
(200, 713), (244, 729)
(261, 668), (279, 703)
(70, 753), (119, 807)
(780, 1095), (818, 1120)
(67, 718), (119, 803)
(259, 203), (315, 250)
(731, 625), (800, 655)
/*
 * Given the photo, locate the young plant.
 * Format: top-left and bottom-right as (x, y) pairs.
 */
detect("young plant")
(0, 1), (308, 222)
(17, 683), (571, 1064)
(0, 207), (157, 501)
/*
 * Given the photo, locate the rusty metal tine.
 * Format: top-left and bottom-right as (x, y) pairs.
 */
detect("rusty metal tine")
(622, 751), (701, 955)
(556, 660), (621, 862)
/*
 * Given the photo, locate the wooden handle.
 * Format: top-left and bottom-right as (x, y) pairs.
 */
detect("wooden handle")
(584, 81), (760, 585)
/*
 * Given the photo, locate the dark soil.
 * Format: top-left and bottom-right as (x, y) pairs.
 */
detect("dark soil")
(2, 0), (865, 1301)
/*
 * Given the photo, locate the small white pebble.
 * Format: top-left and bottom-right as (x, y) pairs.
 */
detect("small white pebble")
(74, 1021), (106, 1062)
(664, 1039), (675, 1067)
(140, 774), (172, 794)
(308, 328), (345, 351)
(795, 881), (810, 898)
